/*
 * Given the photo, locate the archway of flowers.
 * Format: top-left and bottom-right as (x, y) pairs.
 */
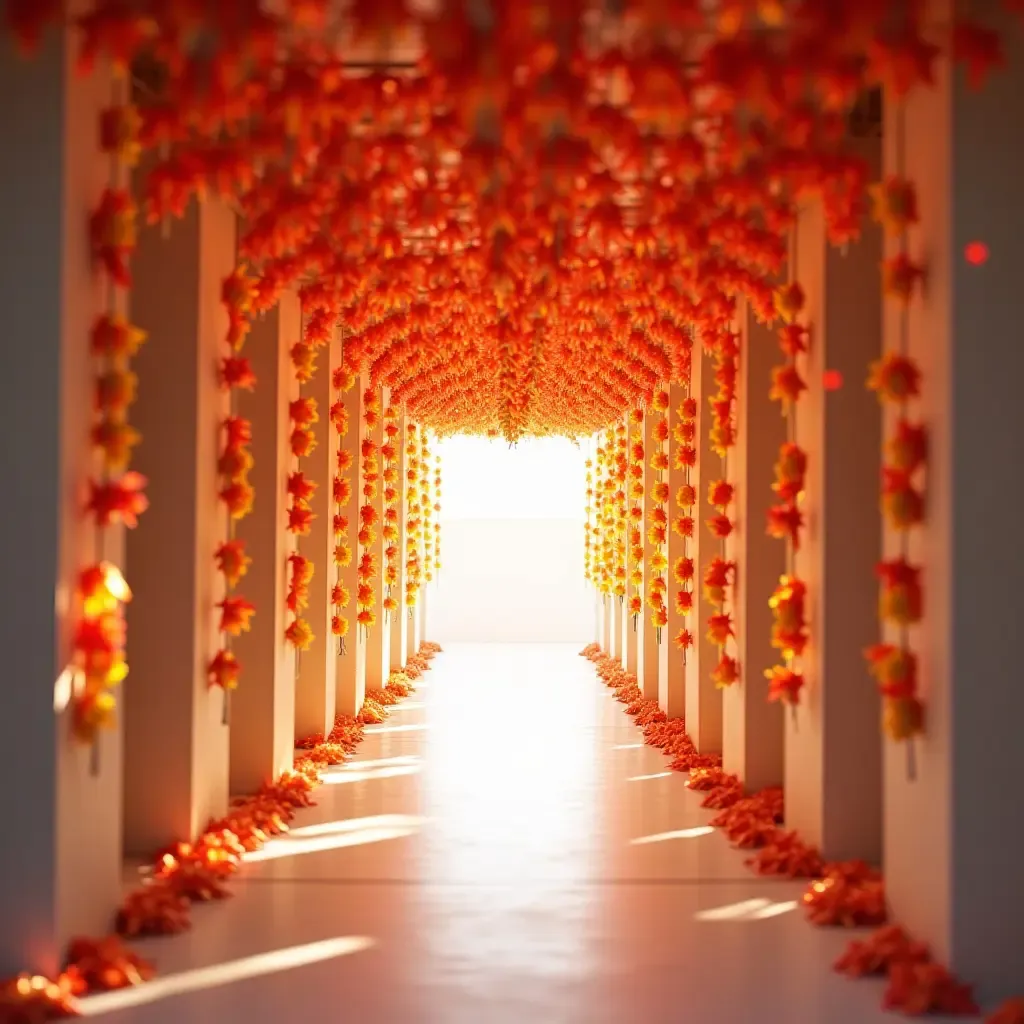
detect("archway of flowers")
(3, 1), (1019, 1020)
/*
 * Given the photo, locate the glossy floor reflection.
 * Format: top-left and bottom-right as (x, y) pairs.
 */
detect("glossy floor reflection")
(85, 644), (919, 1023)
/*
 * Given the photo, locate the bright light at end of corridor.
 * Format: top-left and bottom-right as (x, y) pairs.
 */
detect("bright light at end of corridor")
(75, 936), (374, 1015)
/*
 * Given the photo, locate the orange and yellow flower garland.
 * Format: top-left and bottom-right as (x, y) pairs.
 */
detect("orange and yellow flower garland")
(404, 421), (422, 614)
(584, 457), (594, 584)
(704, 330), (740, 688)
(75, 74), (145, 750)
(866, 125), (928, 767)
(672, 387), (697, 657)
(422, 430), (435, 587)
(381, 404), (400, 621)
(330, 360), (356, 652)
(209, 265), (258, 701)
(283, 310), (320, 654)
(627, 409), (645, 628)
(613, 423), (628, 607)
(356, 389), (380, 634)
(433, 453), (442, 576)
(764, 267), (811, 708)
(646, 389), (670, 642)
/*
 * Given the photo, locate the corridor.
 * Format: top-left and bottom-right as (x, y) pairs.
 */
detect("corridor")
(83, 646), (901, 1023)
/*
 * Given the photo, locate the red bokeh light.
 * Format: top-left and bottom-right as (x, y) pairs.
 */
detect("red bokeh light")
(823, 370), (843, 391)
(964, 241), (989, 266)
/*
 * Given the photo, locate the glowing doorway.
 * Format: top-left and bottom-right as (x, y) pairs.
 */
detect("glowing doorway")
(428, 435), (594, 644)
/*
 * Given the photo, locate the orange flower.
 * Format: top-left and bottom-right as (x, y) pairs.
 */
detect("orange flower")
(217, 596), (256, 635)
(215, 540), (251, 587)
(765, 666), (804, 705)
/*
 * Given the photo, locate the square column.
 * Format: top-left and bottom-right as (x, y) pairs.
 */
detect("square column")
(785, 153), (884, 862)
(882, 2), (1024, 998)
(361, 385), (388, 688)
(724, 303), (786, 792)
(124, 193), (234, 853)
(610, 424), (626, 661)
(293, 321), (340, 739)
(685, 352), (724, 751)
(334, 369), (363, 716)
(0, 33), (121, 972)
(388, 406), (409, 671)
(229, 292), (299, 794)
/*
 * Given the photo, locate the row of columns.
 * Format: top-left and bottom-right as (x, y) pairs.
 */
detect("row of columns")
(0, 35), (429, 973)
(593, 25), (1024, 995)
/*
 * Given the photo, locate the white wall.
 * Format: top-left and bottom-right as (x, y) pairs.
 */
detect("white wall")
(428, 518), (595, 644)
(428, 435), (595, 645)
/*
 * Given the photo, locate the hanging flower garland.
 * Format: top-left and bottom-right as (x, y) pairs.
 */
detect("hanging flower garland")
(422, 430), (435, 587)
(647, 389), (670, 643)
(75, 68), (146, 754)
(284, 310), (322, 654)
(584, 456), (595, 584)
(433, 452), (442, 577)
(596, 431), (614, 607)
(672, 387), (697, 659)
(404, 421), (422, 615)
(614, 423), (629, 609)
(704, 330), (740, 689)
(764, 263), (811, 709)
(356, 389), (381, 635)
(627, 408), (645, 629)
(381, 404), (401, 622)
(330, 360), (356, 654)
(209, 265), (258, 704)
(866, 114), (928, 773)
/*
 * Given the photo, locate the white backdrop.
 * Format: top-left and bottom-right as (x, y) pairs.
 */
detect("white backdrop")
(427, 436), (596, 644)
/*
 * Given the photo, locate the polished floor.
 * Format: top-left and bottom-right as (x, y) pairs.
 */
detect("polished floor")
(83, 644), (918, 1023)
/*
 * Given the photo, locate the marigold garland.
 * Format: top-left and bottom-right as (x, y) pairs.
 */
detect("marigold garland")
(404, 421), (422, 614)
(866, 113), (928, 771)
(627, 410), (645, 629)
(356, 391), (381, 634)
(646, 388), (670, 642)
(330, 358), (356, 652)
(422, 430), (435, 586)
(381, 402), (401, 621)
(75, 72), (144, 753)
(704, 329), (740, 689)
(672, 384), (697, 657)
(210, 264), (258, 705)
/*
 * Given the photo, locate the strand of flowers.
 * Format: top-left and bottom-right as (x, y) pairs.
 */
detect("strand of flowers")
(75, 73), (146, 758)
(764, 260), (812, 710)
(330, 359), (357, 654)
(627, 409), (645, 629)
(584, 456), (595, 585)
(866, 111), (928, 776)
(647, 389), (671, 643)
(592, 438), (608, 599)
(356, 389), (381, 635)
(381, 404), (401, 622)
(704, 330), (741, 688)
(672, 385), (697, 660)
(404, 421), (422, 616)
(433, 452), (442, 577)
(422, 430), (435, 587)
(209, 265), (258, 703)
(613, 423), (628, 608)
(283, 311), (320, 655)
(598, 430), (615, 604)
